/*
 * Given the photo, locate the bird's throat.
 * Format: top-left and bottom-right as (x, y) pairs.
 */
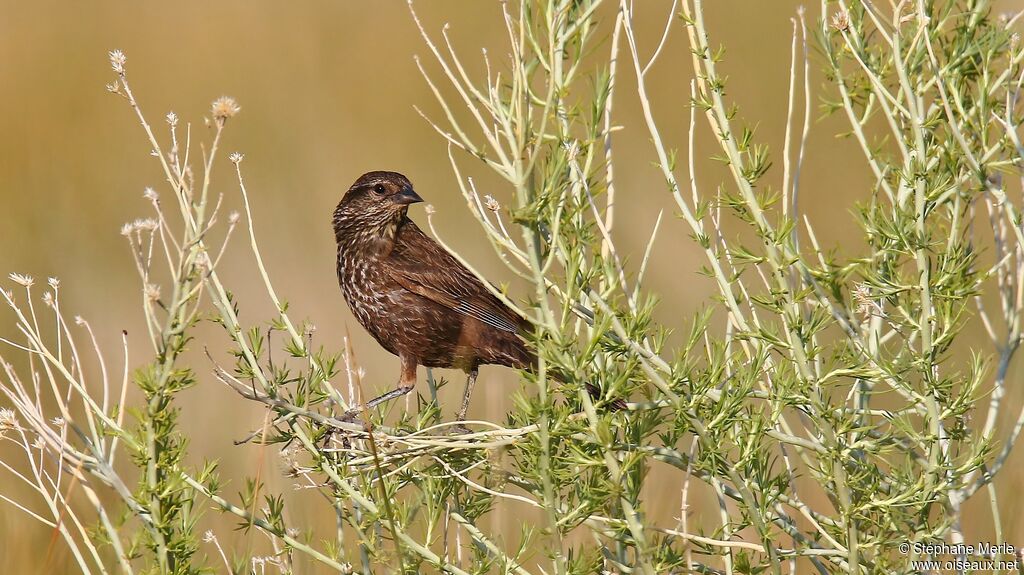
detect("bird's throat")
(337, 210), (406, 259)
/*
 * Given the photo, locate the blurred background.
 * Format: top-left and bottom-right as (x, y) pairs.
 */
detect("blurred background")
(2, 1), (1023, 572)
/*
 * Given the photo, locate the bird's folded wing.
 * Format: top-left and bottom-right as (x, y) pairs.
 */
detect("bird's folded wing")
(386, 267), (521, 333)
(386, 218), (527, 334)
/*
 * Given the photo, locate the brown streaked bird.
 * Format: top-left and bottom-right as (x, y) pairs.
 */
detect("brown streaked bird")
(332, 170), (534, 423)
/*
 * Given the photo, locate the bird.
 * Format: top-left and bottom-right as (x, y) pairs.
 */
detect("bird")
(332, 170), (536, 424)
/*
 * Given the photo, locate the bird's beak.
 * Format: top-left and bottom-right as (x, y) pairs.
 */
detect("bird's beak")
(393, 187), (424, 206)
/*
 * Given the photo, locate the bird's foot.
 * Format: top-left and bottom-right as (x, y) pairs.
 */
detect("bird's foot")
(337, 409), (376, 437)
(447, 422), (473, 436)
(339, 408), (363, 424)
(338, 385), (416, 427)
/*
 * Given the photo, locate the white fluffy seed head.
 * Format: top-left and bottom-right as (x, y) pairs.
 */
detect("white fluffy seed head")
(194, 252), (211, 272)
(0, 408), (18, 432)
(109, 50), (126, 74)
(211, 96), (241, 122)
(8, 273), (33, 287)
(831, 10), (850, 32)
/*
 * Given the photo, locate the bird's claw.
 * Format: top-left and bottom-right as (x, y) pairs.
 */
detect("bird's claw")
(339, 409), (376, 434)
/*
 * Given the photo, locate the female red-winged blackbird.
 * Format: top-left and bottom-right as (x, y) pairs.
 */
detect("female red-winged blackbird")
(333, 171), (533, 422)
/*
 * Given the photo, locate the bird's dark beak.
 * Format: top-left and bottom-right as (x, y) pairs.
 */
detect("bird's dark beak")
(393, 187), (424, 206)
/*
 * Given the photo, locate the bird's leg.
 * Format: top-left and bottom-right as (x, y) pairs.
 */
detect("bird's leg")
(361, 385), (416, 409)
(455, 367), (478, 422)
(341, 355), (418, 423)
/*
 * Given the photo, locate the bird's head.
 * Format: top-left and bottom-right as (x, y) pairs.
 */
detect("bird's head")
(333, 171), (423, 245)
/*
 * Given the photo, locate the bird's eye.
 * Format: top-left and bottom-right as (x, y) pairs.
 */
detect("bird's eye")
(372, 184), (386, 195)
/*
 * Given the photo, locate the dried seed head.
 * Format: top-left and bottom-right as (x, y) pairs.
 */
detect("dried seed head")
(120, 222), (135, 236)
(109, 50), (126, 74)
(166, 111), (178, 127)
(74, 315), (85, 325)
(484, 195), (500, 212)
(194, 252), (211, 272)
(106, 82), (120, 94)
(47, 277), (60, 289)
(852, 282), (870, 303)
(202, 530), (216, 543)
(852, 283), (879, 317)
(51, 417), (65, 427)
(229, 152), (244, 164)
(279, 443), (304, 476)
(143, 187), (159, 202)
(831, 10), (850, 32)
(0, 408), (18, 433)
(228, 211), (241, 225)
(8, 273), (33, 288)
(32, 436), (46, 450)
(136, 218), (159, 231)
(282, 463), (301, 478)
(41, 292), (54, 307)
(211, 96), (240, 123)
(424, 204), (437, 216)
(279, 441), (298, 459)
(144, 283), (161, 302)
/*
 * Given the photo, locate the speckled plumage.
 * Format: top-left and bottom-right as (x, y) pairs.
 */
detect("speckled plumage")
(333, 171), (532, 420)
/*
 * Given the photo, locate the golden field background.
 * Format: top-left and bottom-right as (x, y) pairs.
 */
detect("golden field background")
(1, 1), (1023, 572)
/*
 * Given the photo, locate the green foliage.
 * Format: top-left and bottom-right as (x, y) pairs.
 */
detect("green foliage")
(4, 1), (1024, 574)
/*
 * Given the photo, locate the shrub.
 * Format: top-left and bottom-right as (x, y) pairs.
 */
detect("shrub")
(2, 1), (1023, 573)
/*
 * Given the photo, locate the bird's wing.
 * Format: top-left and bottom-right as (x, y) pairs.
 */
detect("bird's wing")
(385, 219), (524, 334)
